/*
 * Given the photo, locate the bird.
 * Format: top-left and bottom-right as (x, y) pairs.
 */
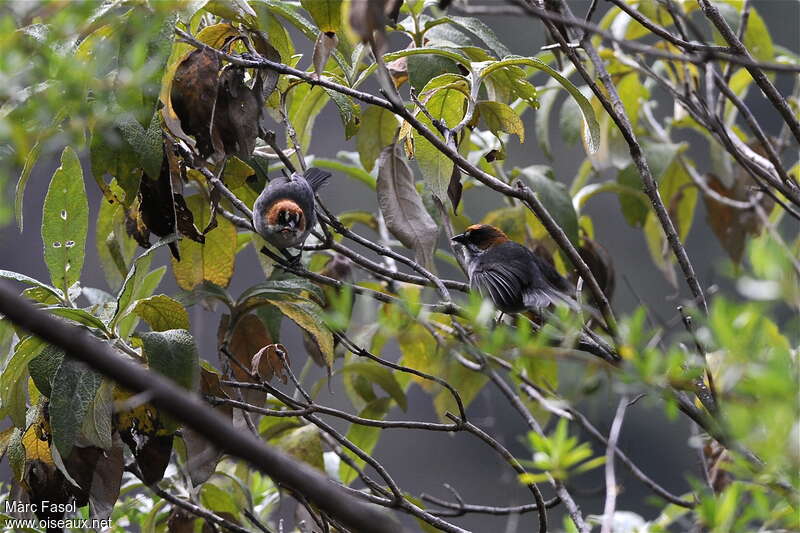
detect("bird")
(253, 167), (331, 263)
(451, 224), (618, 363)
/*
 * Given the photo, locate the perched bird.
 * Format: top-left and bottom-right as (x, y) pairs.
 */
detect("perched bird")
(452, 224), (618, 363)
(253, 168), (331, 262)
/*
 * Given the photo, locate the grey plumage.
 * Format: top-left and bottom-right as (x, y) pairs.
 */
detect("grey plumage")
(253, 167), (331, 250)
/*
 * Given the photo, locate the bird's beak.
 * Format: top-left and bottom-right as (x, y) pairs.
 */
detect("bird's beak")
(451, 233), (467, 245)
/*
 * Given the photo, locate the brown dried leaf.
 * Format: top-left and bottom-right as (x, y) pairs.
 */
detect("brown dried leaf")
(376, 144), (439, 270)
(447, 166), (463, 213)
(251, 343), (289, 384)
(171, 48), (221, 159)
(312, 32), (339, 78)
(88, 435), (124, 522)
(704, 173), (771, 265)
(139, 156), (180, 259)
(212, 67), (261, 159)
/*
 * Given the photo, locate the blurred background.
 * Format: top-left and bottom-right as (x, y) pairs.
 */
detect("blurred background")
(1, 1), (798, 531)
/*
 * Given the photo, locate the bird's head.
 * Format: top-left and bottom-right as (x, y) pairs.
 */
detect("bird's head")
(266, 199), (306, 233)
(451, 224), (510, 252)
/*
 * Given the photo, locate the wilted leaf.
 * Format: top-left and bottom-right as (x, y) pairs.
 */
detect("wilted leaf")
(339, 397), (391, 484)
(139, 157), (181, 259)
(184, 367), (229, 486)
(348, 0), (386, 43)
(447, 166), (463, 213)
(42, 147), (88, 295)
(220, 312), (272, 383)
(50, 357), (103, 457)
(477, 100), (525, 142)
(703, 173), (771, 264)
(88, 434), (124, 521)
(213, 66), (263, 159)
(14, 138), (43, 232)
(377, 144), (439, 270)
(172, 195), (237, 290)
(312, 32), (339, 78)
(171, 47), (221, 158)
(134, 294), (191, 331)
(251, 343), (289, 383)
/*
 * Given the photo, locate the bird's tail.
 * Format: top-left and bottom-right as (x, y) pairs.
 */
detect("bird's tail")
(304, 168), (332, 192)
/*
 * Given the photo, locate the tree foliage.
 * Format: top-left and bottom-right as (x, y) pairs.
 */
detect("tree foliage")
(0, 0), (798, 532)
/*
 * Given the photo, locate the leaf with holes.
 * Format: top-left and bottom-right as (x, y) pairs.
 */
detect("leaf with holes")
(41, 147), (88, 295)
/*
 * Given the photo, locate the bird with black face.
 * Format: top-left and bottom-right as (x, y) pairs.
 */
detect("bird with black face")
(452, 224), (618, 363)
(253, 167), (331, 263)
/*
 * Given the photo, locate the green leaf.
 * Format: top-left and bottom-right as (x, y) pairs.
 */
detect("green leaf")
(142, 329), (200, 392)
(616, 165), (650, 227)
(339, 362), (407, 411)
(96, 180), (138, 291)
(339, 398), (391, 484)
(14, 139), (42, 232)
(433, 360), (488, 422)
(42, 147), (88, 295)
(111, 237), (175, 334)
(313, 158), (376, 189)
(269, 299), (335, 368)
(50, 357), (103, 457)
(28, 345), (64, 398)
(414, 83), (467, 201)
(477, 101), (525, 142)
(134, 294), (191, 332)
(1, 337), (45, 428)
(274, 423), (324, 471)
(480, 57), (600, 153)
(117, 266), (167, 339)
(43, 307), (111, 335)
(444, 15), (511, 59)
(517, 165), (580, 246)
(357, 106), (400, 172)
(114, 110), (163, 180)
(172, 195), (237, 290)
(90, 128), (141, 207)
(535, 65), (576, 159)
(78, 379), (114, 450)
(0, 270), (63, 302)
(287, 84), (330, 155)
(301, 0), (343, 32)
(325, 89), (361, 139)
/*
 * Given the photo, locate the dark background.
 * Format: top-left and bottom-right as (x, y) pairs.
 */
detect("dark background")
(1, 1), (798, 531)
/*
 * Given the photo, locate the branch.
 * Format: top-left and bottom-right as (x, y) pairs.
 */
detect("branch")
(173, 26), (619, 338)
(696, 0), (800, 144)
(0, 282), (400, 533)
(600, 395), (628, 533)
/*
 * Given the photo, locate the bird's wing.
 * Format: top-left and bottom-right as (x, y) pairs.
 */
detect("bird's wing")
(471, 260), (526, 311)
(303, 168), (332, 192)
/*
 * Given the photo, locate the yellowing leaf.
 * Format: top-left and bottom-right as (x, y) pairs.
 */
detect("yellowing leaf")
(134, 294), (190, 331)
(269, 299), (334, 368)
(22, 412), (53, 465)
(301, 0), (343, 33)
(172, 195), (237, 290)
(477, 100), (525, 143)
